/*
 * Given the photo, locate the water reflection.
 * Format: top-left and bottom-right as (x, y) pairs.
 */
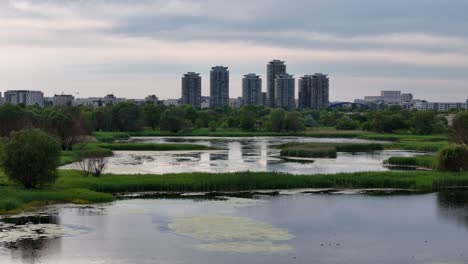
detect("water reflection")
(62, 137), (426, 175)
(2, 193), (468, 264)
(437, 190), (468, 229)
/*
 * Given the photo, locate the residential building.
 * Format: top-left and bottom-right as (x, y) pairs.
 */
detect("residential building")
(274, 73), (295, 109)
(401, 93), (413, 103)
(52, 94), (74, 107)
(298, 73), (329, 109)
(4, 90), (44, 107)
(229, 97), (243, 109)
(163, 98), (181, 106)
(261, 92), (268, 106)
(210, 66), (229, 108)
(0, 92), (4, 105)
(181, 72), (202, 108)
(381, 90), (402, 104)
(201, 96), (210, 109)
(242, 74), (262, 106)
(267, 60), (286, 107)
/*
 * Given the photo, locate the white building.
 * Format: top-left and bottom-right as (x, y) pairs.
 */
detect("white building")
(4, 90), (44, 107)
(229, 97), (243, 109)
(0, 92), (4, 105)
(53, 94), (75, 107)
(163, 99), (181, 106)
(381, 90), (401, 104)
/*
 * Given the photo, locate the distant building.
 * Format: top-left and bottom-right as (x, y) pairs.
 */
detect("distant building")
(4, 90), (44, 107)
(229, 97), (243, 109)
(163, 98), (181, 106)
(201, 96), (210, 109)
(298, 73), (329, 109)
(181, 72), (202, 108)
(210, 66), (229, 108)
(261, 92), (268, 106)
(401, 93), (413, 103)
(267, 60), (286, 107)
(242, 74), (262, 106)
(0, 92), (4, 105)
(103, 94), (123, 105)
(53, 94), (74, 107)
(274, 73), (295, 109)
(381, 90), (402, 104)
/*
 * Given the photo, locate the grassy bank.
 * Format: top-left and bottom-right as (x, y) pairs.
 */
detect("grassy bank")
(95, 128), (367, 140)
(2, 170), (468, 214)
(278, 142), (384, 158)
(385, 156), (437, 169)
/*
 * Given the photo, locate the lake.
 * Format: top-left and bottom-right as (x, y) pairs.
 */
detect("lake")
(1, 191), (468, 264)
(63, 137), (427, 174)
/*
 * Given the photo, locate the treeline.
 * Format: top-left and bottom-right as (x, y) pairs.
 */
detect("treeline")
(0, 103), (460, 145)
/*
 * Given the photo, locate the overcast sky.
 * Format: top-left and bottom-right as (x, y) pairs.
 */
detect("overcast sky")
(1, 0), (467, 101)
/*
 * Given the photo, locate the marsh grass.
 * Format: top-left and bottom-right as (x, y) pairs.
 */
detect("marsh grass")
(385, 156), (436, 169)
(278, 142), (384, 158)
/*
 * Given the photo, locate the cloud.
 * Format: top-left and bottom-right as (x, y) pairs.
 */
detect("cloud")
(0, 0), (467, 101)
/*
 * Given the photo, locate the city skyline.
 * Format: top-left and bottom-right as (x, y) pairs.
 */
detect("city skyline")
(0, 1), (467, 101)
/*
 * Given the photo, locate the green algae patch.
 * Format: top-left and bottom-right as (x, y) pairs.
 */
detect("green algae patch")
(169, 214), (294, 253)
(196, 241), (292, 253)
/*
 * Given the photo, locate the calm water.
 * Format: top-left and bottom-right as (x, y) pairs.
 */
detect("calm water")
(1, 191), (468, 264)
(63, 137), (425, 174)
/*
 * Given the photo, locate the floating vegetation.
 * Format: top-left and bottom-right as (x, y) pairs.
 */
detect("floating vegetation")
(196, 241), (292, 253)
(169, 215), (294, 253)
(0, 222), (88, 244)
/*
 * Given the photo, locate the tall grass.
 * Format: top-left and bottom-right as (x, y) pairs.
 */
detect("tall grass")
(278, 142), (384, 158)
(55, 170), (468, 193)
(385, 156), (436, 169)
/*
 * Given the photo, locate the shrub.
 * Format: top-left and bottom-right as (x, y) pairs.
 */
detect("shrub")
(1, 129), (61, 188)
(451, 111), (468, 145)
(437, 145), (468, 172)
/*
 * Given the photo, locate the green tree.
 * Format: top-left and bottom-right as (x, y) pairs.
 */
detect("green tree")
(240, 109), (256, 131)
(143, 103), (163, 130)
(0, 104), (26, 137)
(451, 111), (468, 145)
(336, 116), (360, 130)
(1, 129), (61, 189)
(412, 111), (436, 135)
(284, 111), (304, 132)
(111, 102), (144, 132)
(160, 108), (186, 133)
(270, 109), (286, 132)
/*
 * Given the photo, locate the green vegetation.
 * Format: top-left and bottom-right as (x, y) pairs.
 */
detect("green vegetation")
(2, 169), (468, 214)
(450, 111), (468, 145)
(437, 145), (468, 172)
(385, 156), (436, 169)
(278, 142), (384, 158)
(1, 129), (61, 189)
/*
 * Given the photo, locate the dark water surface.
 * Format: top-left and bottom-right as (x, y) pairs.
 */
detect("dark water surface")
(1, 191), (468, 264)
(62, 137), (425, 174)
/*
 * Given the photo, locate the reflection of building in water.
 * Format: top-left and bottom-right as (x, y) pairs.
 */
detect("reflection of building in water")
(437, 190), (468, 229)
(209, 153), (229, 161)
(241, 140), (262, 162)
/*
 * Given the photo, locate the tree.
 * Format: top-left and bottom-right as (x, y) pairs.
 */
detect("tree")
(111, 102), (144, 132)
(284, 111), (304, 132)
(1, 129), (60, 188)
(270, 109), (286, 132)
(336, 116), (359, 130)
(240, 109), (256, 131)
(160, 108), (186, 133)
(143, 103), (163, 130)
(412, 111), (436, 135)
(451, 111), (468, 145)
(0, 104), (26, 137)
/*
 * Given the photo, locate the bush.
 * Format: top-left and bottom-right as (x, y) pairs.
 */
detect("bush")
(451, 111), (468, 145)
(437, 145), (468, 172)
(1, 129), (61, 188)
